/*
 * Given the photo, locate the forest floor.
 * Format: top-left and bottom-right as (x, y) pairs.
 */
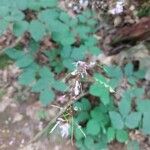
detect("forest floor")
(0, 0), (150, 150)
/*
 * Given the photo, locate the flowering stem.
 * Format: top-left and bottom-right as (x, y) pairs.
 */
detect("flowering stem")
(29, 92), (88, 143)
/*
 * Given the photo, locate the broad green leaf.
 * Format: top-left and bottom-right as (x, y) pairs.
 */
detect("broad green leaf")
(39, 67), (54, 80)
(91, 107), (109, 126)
(142, 112), (150, 134)
(127, 140), (140, 150)
(29, 20), (45, 41)
(74, 98), (91, 111)
(109, 111), (124, 129)
(13, 21), (29, 36)
(71, 47), (85, 61)
(63, 59), (75, 71)
(84, 136), (94, 149)
(40, 89), (55, 105)
(104, 65), (123, 79)
(86, 119), (100, 136)
(5, 48), (24, 59)
(116, 129), (128, 143)
(107, 127), (115, 142)
(19, 69), (35, 85)
(89, 83), (110, 105)
(137, 100), (150, 113)
(31, 79), (49, 92)
(119, 98), (131, 118)
(124, 63), (133, 77)
(5, 10), (24, 21)
(52, 81), (68, 92)
(125, 112), (141, 129)
(16, 54), (34, 68)
(0, 20), (8, 35)
(75, 111), (90, 123)
(75, 127), (85, 140)
(38, 9), (59, 23)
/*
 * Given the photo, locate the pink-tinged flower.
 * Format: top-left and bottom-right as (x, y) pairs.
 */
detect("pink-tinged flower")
(59, 123), (70, 138)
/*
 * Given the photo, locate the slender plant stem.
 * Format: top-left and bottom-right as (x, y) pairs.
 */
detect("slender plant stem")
(29, 92), (88, 143)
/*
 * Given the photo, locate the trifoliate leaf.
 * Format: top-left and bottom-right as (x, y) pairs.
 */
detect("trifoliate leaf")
(109, 111), (124, 129)
(125, 112), (141, 129)
(86, 119), (100, 136)
(107, 127), (115, 142)
(116, 130), (128, 143)
(29, 20), (45, 41)
(40, 89), (55, 105)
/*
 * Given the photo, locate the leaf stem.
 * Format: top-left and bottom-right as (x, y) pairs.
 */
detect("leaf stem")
(29, 92), (88, 143)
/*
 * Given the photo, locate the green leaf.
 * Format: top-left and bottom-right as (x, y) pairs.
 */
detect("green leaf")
(19, 69), (36, 85)
(29, 20), (45, 41)
(31, 79), (49, 92)
(137, 100), (150, 113)
(116, 130), (128, 143)
(142, 112), (150, 134)
(125, 112), (141, 129)
(75, 127), (85, 140)
(127, 140), (140, 150)
(39, 67), (54, 80)
(5, 48), (24, 59)
(84, 136), (94, 149)
(52, 81), (68, 92)
(75, 111), (90, 123)
(119, 98), (131, 118)
(124, 63), (133, 77)
(86, 119), (100, 136)
(38, 9), (59, 23)
(107, 127), (115, 142)
(0, 20), (8, 35)
(16, 54), (34, 68)
(40, 89), (54, 105)
(89, 83), (110, 105)
(109, 111), (124, 129)
(13, 21), (28, 36)
(104, 65), (123, 79)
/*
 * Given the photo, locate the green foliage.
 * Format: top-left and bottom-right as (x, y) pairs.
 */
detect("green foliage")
(1, 1), (149, 149)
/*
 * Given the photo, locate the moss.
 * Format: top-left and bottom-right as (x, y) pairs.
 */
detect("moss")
(0, 54), (13, 69)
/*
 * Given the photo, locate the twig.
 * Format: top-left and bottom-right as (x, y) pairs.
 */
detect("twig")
(0, 36), (22, 56)
(29, 92), (88, 143)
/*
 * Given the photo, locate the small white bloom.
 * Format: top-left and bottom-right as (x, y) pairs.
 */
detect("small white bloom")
(59, 123), (70, 138)
(74, 81), (81, 96)
(109, 1), (124, 15)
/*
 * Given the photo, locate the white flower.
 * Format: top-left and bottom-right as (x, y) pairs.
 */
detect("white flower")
(59, 123), (70, 138)
(109, 1), (124, 15)
(74, 81), (81, 96)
